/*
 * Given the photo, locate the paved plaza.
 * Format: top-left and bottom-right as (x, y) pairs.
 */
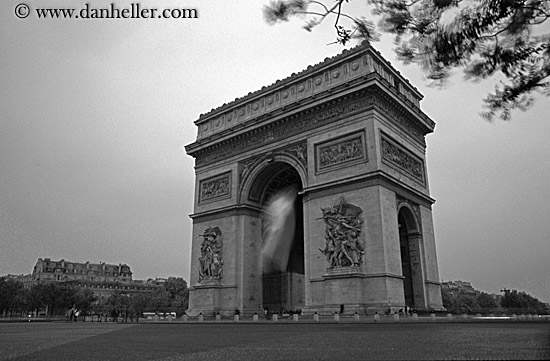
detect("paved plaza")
(0, 320), (549, 360)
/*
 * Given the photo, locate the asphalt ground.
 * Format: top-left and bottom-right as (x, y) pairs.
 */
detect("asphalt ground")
(1, 321), (549, 360)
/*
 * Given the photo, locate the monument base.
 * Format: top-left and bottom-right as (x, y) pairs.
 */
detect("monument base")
(186, 281), (239, 317)
(303, 269), (413, 315)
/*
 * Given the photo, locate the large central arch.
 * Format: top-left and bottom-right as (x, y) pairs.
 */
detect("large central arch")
(239, 155), (307, 314)
(249, 162), (305, 313)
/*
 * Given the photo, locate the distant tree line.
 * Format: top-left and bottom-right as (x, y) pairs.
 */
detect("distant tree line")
(441, 286), (548, 315)
(499, 288), (548, 315)
(0, 276), (189, 320)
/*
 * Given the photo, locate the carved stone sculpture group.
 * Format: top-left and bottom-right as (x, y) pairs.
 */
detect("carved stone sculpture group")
(198, 226), (224, 282)
(319, 197), (365, 269)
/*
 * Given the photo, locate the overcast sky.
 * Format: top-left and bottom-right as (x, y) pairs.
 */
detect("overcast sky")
(1, 0), (549, 303)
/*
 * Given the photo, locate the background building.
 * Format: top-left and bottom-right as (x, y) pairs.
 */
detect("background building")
(441, 280), (477, 296)
(14, 258), (159, 303)
(32, 258), (133, 283)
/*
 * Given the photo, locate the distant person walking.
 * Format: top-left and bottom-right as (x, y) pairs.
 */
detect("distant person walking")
(68, 305), (76, 322)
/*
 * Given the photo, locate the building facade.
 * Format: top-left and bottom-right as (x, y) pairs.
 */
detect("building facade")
(32, 258), (133, 283)
(14, 258), (158, 304)
(441, 280), (477, 296)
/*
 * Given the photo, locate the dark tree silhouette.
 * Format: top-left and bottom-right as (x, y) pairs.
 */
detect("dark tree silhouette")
(264, 0), (549, 120)
(500, 288), (548, 314)
(164, 277), (189, 316)
(476, 291), (498, 309)
(0, 277), (26, 316)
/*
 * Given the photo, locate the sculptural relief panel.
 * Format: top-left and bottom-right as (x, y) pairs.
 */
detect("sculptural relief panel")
(380, 134), (425, 184)
(319, 197), (365, 269)
(194, 91), (428, 168)
(315, 131), (367, 173)
(199, 171), (232, 203)
(198, 226), (224, 283)
(195, 93), (374, 167)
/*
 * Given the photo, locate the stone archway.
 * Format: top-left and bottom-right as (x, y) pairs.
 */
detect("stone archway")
(248, 162), (305, 314)
(397, 204), (425, 309)
(185, 42), (444, 316)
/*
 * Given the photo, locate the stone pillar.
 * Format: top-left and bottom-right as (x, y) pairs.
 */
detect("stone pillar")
(408, 233), (427, 309)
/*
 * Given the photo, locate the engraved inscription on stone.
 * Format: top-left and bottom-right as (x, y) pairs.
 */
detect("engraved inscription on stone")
(199, 172), (231, 203)
(317, 133), (365, 171)
(381, 136), (424, 182)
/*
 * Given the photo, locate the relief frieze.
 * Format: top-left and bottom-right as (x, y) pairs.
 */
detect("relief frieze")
(317, 132), (366, 172)
(239, 157), (260, 183)
(199, 172), (231, 203)
(319, 197), (364, 268)
(195, 91), (426, 167)
(373, 94), (424, 141)
(381, 136), (425, 183)
(196, 94), (370, 167)
(198, 226), (223, 282)
(283, 142), (307, 166)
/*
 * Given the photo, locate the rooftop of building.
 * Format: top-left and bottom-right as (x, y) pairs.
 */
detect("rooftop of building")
(35, 258), (132, 272)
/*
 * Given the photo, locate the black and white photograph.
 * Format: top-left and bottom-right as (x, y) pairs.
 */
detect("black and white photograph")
(1, 0), (549, 359)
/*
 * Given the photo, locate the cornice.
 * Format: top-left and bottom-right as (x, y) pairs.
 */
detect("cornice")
(302, 170), (435, 207)
(189, 203), (263, 221)
(187, 87), (432, 167)
(189, 41), (433, 143)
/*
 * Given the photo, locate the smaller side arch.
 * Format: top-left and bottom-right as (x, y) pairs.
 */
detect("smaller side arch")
(397, 202), (420, 235)
(397, 200), (427, 309)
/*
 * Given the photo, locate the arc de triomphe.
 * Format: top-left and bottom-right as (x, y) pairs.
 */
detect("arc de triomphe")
(185, 42), (444, 316)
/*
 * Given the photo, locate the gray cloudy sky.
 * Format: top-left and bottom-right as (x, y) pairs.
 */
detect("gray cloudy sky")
(1, 0), (549, 302)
